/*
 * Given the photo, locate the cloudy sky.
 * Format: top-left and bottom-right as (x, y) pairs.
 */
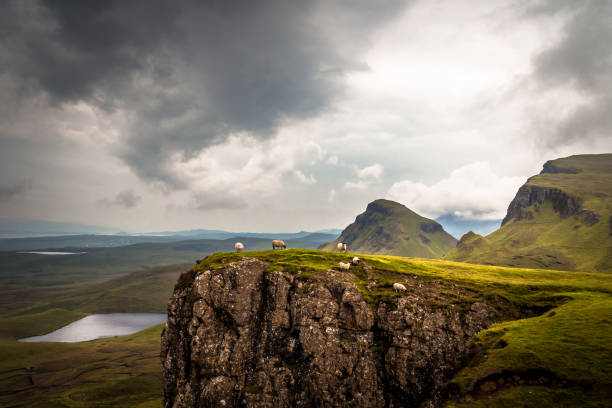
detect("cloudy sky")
(1, 0), (611, 233)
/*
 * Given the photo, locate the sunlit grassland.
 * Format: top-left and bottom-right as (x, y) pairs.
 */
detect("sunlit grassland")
(0, 324), (164, 408)
(2, 249), (611, 406)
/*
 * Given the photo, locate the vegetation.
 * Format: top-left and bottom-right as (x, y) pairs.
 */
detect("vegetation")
(0, 323), (164, 408)
(0, 261), (187, 407)
(187, 249), (612, 406)
(320, 199), (457, 258)
(2, 247), (611, 406)
(445, 154), (612, 273)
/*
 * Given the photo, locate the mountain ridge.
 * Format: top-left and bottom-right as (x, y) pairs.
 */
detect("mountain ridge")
(445, 154), (612, 272)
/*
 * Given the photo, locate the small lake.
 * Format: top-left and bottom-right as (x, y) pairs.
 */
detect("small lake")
(17, 251), (85, 255)
(19, 313), (167, 343)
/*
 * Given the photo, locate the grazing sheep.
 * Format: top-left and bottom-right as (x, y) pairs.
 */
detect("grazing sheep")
(272, 239), (287, 249)
(393, 283), (407, 292)
(351, 256), (360, 265)
(337, 242), (347, 252)
(234, 242), (244, 252)
(338, 262), (351, 270)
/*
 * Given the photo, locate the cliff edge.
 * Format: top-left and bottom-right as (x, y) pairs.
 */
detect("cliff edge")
(161, 251), (515, 407)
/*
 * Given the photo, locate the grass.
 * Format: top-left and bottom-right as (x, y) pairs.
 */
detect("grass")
(0, 323), (164, 408)
(186, 249), (612, 406)
(2, 248), (611, 407)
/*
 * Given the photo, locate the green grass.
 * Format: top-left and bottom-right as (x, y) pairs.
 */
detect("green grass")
(445, 154), (612, 273)
(0, 322), (164, 408)
(3, 248), (612, 407)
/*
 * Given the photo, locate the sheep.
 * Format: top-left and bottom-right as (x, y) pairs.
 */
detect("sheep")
(351, 256), (360, 265)
(234, 242), (244, 252)
(337, 242), (347, 252)
(272, 239), (287, 249)
(338, 262), (351, 270)
(393, 283), (407, 292)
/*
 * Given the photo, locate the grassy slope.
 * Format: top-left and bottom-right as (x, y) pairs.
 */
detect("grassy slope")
(2, 249), (611, 406)
(320, 199), (457, 258)
(0, 324), (164, 408)
(182, 249), (612, 406)
(445, 154), (612, 273)
(0, 236), (324, 315)
(0, 261), (189, 407)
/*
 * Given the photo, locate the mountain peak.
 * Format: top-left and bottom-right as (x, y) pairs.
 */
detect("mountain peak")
(320, 199), (456, 258)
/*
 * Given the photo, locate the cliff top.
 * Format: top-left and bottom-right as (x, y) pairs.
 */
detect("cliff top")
(171, 249), (612, 406)
(527, 153), (612, 197)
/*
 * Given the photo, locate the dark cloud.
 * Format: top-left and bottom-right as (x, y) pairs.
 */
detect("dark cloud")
(528, 1), (612, 145)
(100, 190), (142, 208)
(1, 0), (409, 187)
(0, 180), (31, 200)
(192, 192), (248, 211)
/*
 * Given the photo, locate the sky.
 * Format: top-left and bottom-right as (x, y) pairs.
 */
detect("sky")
(1, 0), (611, 233)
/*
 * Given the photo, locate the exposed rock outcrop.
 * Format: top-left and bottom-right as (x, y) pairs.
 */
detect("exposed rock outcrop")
(502, 185), (583, 226)
(162, 257), (499, 408)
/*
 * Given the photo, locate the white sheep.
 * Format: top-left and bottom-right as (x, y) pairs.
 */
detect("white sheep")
(337, 242), (347, 252)
(272, 239), (286, 249)
(234, 242), (244, 252)
(351, 256), (360, 265)
(338, 262), (351, 270)
(393, 283), (407, 292)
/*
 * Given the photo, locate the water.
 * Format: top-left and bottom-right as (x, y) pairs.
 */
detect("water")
(17, 251), (85, 255)
(19, 313), (166, 343)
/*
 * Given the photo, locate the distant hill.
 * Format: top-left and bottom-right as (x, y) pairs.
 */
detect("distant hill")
(435, 214), (501, 239)
(445, 154), (612, 272)
(0, 231), (339, 252)
(0, 219), (117, 238)
(320, 199), (457, 258)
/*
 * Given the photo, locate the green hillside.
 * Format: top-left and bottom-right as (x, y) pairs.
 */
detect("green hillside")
(2, 249), (611, 406)
(320, 199), (457, 258)
(445, 154), (612, 273)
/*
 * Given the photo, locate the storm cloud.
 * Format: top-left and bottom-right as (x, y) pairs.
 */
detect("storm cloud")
(527, 0), (612, 146)
(0, 180), (31, 201)
(1, 0), (409, 187)
(1, 0), (611, 233)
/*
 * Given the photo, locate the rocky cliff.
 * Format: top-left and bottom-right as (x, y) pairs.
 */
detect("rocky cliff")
(161, 254), (504, 408)
(501, 184), (584, 226)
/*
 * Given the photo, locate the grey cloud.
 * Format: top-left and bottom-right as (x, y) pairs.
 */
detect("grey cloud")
(192, 192), (248, 211)
(528, 1), (612, 145)
(0, 180), (31, 200)
(1, 0), (409, 188)
(100, 190), (142, 208)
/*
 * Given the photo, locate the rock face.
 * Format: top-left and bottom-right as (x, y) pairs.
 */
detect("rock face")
(162, 258), (497, 408)
(502, 185), (583, 226)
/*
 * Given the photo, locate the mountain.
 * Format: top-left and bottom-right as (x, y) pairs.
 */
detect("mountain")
(319, 199), (457, 258)
(434, 214), (501, 239)
(0, 219), (117, 238)
(0, 231), (339, 252)
(445, 154), (612, 272)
